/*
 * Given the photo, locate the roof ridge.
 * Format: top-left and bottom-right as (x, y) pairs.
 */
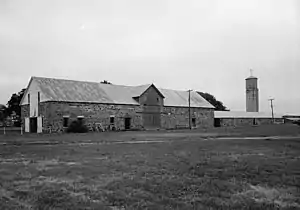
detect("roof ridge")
(158, 87), (197, 93)
(33, 76), (201, 93)
(33, 76), (101, 84)
(33, 76), (151, 88)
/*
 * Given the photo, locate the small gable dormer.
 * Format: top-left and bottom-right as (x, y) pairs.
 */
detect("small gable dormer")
(135, 84), (164, 107)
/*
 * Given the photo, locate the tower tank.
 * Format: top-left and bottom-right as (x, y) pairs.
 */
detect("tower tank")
(246, 75), (259, 112)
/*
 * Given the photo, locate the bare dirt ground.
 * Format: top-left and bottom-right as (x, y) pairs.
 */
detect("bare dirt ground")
(0, 124), (300, 209)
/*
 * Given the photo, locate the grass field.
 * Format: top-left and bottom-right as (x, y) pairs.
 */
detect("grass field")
(0, 125), (300, 209)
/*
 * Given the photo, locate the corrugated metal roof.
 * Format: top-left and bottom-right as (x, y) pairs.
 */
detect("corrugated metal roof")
(160, 88), (213, 108)
(285, 118), (300, 121)
(214, 111), (283, 119)
(283, 114), (300, 118)
(31, 77), (214, 108)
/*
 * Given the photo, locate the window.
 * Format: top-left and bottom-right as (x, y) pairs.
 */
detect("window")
(110, 116), (115, 124)
(63, 117), (69, 127)
(28, 94), (30, 104)
(157, 98), (159, 102)
(38, 92), (40, 103)
(77, 116), (84, 123)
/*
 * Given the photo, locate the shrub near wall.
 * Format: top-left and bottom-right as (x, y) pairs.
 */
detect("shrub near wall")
(67, 119), (89, 133)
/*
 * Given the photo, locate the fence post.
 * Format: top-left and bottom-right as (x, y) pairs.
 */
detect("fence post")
(21, 126), (23, 135)
(3, 126), (5, 135)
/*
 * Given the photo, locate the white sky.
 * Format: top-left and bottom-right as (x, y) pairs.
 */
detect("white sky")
(0, 0), (299, 114)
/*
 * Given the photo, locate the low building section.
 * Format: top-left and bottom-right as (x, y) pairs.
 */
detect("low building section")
(214, 111), (284, 127)
(282, 115), (300, 124)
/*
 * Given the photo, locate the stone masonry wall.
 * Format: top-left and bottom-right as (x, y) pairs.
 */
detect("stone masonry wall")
(219, 118), (281, 127)
(42, 102), (143, 133)
(161, 107), (214, 129)
(22, 102), (215, 133)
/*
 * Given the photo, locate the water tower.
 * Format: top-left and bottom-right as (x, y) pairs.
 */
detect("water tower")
(246, 70), (259, 112)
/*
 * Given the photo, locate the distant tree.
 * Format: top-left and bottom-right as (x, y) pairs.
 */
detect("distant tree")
(197, 92), (229, 111)
(100, 80), (112, 84)
(6, 88), (26, 117)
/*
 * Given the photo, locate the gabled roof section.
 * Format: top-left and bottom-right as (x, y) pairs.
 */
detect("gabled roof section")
(23, 76), (215, 108)
(19, 77), (34, 105)
(138, 84), (165, 99)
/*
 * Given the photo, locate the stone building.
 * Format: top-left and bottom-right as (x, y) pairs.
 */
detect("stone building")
(214, 111), (284, 127)
(283, 115), (300, 124)
(20, 77), (215, 133)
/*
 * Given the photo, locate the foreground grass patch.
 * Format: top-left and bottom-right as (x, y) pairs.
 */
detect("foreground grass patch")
(0, 136), (299, 209)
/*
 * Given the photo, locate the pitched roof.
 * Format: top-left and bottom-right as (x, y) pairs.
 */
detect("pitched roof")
(22, 76), (214, 108)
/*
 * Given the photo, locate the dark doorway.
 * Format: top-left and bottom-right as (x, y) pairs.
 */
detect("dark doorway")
(192, 118), (196, 127)
(30, 117), (38, 133)
(125, 117), (131, 130)
(63, 117), (69, 128)
(110, 116), (115, 124)
(253, 118), (257, 125)
(214, 118), (221, 127)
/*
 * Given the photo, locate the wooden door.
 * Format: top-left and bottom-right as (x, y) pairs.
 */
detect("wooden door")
(124, 117), (131, 130)
(30, 117), (37, 133)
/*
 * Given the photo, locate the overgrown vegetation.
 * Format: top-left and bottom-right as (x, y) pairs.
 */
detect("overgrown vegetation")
(197, 91), (229, 111)
(0, 129), (299, 209)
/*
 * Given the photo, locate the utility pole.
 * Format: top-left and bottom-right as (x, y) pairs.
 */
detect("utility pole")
(268, 98), (275, 123)
(188, 90), (191, 130)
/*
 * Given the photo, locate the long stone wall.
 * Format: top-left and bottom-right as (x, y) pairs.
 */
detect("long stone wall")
(41, 102), (144, 133)
(21, 102), (215, 133)
(42, 103), (214, 132)
(219, 118), (283, 127)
